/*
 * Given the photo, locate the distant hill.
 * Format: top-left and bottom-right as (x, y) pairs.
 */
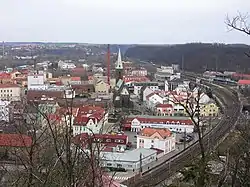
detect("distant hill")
(125, 43), (250, 73)
(109, 45), (136, 54)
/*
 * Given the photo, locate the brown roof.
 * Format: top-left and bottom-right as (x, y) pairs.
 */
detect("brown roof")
(27, 90), (64, 101)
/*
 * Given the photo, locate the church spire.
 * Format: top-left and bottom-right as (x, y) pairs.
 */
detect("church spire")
(116, 48), (123, 69)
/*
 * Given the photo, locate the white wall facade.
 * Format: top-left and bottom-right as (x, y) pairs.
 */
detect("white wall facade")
(143, 87), (154, 101)
(146, 94), (163, 109)
(0, 86), (21, 101)
(73, 118), (103, 136)
(131, 69), (147, 76)
(137, 134), (176, 154)
(28, 74), (45, 90)
(134, 85), (159, 96)
(0, 100), (10, 122)
(130, 118), (194, 133)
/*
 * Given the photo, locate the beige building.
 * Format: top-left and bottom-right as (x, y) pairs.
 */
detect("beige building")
(0, 84), (21, 101)
(94, 80), (109, 94)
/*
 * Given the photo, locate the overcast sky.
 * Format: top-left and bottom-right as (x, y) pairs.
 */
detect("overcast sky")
(1, 0), (250, 44)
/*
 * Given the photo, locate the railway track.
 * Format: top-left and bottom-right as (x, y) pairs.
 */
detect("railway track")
(122, 74), (241, 187)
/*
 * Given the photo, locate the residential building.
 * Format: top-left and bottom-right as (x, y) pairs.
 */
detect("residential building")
(58, 60), (76, 70)
(94, 80), (109, 95)
(131, 68), (148, 77)
(123, 76), (149, 84)
(0, 100), (11, 122)
(137, 128), (176, 154)
(100, 148), (157, 171)
(73, 106), (107, 136)
(0, 84), (21, 101)
(142, 87), (154, 102)
(155, 103), (174, 116)
(0, 133), (32, 160)
(133, 82), (159, 96)
(155, 66), (181, 85)
(71, 84), (95, 96)
(27, 72), (45, 90)
(0, 72), (13, 84)
(200, 101), (219, 117)
(27, 86), (75, 101)
(122, 115), (194, 133)
(145, 93), (164, 110)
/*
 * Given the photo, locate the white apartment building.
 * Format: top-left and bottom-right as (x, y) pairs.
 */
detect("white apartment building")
(73, 106), (108, 136)
(137, 128), (176, 154)
(131, 69), (148, 76)
(58, 60), (76, 70)
(0, 100), (11, 122)
(0, 84), (21, 101)
(27, 72), (45, 90)
(133, 82), (159, 97)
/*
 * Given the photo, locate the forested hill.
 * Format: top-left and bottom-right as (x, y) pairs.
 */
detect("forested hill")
(125, 43), (250, 73)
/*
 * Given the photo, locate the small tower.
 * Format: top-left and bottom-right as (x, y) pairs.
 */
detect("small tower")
(115, 48), (123, 83)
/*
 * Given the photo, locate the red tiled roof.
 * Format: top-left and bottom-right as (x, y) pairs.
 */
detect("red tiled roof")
(74, 105), (105, 125)
(233, 73), (250, 79)
(123, 76), (149, 83)
(140, 128), (171, 138)
(0, 84), (20, 88)
(71, 67), (86, 73)
(156, 104), (173, 108)
(238, 79), (250, 85)
(71, 77), (81, 81)
(0, 134), (32, 147)
(0, 73), (11, 79)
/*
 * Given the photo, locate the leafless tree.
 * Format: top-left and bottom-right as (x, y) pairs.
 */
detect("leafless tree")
(226, 12), (250, 57)
(168, 85), (214, 187)
(0, 96), (116, 187)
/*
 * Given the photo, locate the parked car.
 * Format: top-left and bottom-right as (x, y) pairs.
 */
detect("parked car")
(179, 135), (194, 142)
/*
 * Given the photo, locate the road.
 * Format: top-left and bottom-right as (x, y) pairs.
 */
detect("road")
(122, 74), (241, 187)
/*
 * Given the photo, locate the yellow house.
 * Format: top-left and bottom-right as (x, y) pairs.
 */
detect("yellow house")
(94, 80), (109, 94)
(200, 102), (219, 117)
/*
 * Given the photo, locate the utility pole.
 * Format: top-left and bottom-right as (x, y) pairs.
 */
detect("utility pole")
(183, 128), (187, 149)
(181, 55), (184, 72)
(139, 152), (142, 176)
